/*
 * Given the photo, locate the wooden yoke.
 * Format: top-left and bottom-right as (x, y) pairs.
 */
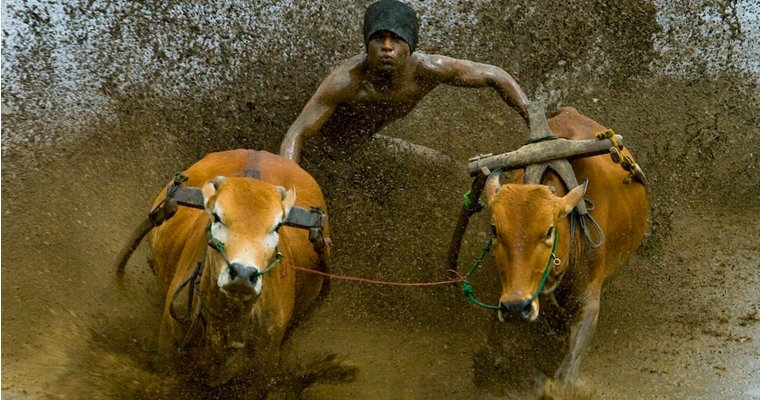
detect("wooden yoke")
(467, 103), (623, 184)
(446, 102), (624, 272)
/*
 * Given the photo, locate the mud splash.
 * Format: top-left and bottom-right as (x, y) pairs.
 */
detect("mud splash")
(3, 1), (760, 399)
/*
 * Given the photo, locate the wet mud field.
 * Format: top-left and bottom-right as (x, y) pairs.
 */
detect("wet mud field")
(2, 77), (759, 399)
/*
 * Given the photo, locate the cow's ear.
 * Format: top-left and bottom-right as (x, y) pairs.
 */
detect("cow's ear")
(280, 186), (296, 216)
(276, 186), (287, 200)
(202, 176), (225, 210)
(212, 176), (226, 189)
(483, 170), (502, 205)
(559, 179), (588, 218)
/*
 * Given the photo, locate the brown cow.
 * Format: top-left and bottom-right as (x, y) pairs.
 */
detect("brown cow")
(147, 149), (329, 390)
(481, 107), (648, 385)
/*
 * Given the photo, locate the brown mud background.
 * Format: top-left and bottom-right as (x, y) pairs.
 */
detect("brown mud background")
(2, 1), (759, 399)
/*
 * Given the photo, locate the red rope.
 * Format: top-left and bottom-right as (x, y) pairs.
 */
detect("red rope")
(288, 264), (465, 287)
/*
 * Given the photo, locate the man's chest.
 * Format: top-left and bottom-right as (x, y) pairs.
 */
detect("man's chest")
(349, 84), (428, 116)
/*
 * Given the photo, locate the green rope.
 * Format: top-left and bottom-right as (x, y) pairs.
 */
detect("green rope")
(206, 226), (282, 276)
(462, 237), (502, 310)
(462, 232), (560, 311)
(528, 232), (558, 304)
(463, 190), (474, 210)
(462, 190), (483, 213)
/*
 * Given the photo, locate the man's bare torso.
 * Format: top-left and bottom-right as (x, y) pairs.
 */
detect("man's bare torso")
(280, 37), (530, 164)
(333, 53), (437, 135)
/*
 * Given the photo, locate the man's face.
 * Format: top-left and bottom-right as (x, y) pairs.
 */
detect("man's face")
(366, 30), (410, 73)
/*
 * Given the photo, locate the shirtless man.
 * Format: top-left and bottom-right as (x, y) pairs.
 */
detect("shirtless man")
(279, 0), (531, 164)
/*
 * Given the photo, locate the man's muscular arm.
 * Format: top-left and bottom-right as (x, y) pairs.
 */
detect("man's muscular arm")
(279, 62), (356, 163)
(279, 93), (336, 163)
(420, 55), (531, 126)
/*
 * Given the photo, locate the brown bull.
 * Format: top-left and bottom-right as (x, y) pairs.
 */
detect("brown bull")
(482, 107), (648, 383)
(147, 149), (329, 389)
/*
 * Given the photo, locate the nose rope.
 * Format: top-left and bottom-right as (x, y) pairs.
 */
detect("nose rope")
(167, 225), (283, 356)
(528, 232), (559, 304)
(288, 265), (465, 286)
(169, 253), (241, 356)
(206, 226), (282, 277)
(462, 232), (559, 311)
(461, 237), (502, 310)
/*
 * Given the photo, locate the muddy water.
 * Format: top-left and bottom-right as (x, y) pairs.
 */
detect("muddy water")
(3, 0), (760, 399)
(3, 78), (760, 399)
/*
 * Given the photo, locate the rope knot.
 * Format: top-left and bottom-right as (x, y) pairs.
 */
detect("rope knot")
(463, 190), (484, 212)
(595, 128), (620, 149)
(462, 282), (474, 297)
(600, 129), (643, 185)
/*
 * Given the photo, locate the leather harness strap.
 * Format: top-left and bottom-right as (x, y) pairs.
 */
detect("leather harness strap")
(150, 169), (329, 255)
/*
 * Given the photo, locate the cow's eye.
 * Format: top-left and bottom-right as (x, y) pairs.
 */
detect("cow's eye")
(545, 226), (554, 240)
(273, 223), (282, 233)
(491, 224), (498, 237)
(213, 213), (222, 224)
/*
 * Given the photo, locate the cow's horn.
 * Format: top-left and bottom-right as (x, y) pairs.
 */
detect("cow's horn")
(483, 170), (503, 203)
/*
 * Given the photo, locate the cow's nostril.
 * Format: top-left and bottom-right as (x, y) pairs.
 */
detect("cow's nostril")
(227, 263), (260, 288)
(500, 299), (533, 321)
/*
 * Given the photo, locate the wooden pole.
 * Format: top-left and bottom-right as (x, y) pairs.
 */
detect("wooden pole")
(446, 167), (490, 273)
(467, 135), (623, 177)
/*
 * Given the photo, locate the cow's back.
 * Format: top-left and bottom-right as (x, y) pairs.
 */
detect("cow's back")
(509, 107), (648, 279)
(148, 149), (328, 298)
(551, 107), (648, 276)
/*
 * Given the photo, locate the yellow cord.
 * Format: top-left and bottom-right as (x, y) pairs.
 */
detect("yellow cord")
(595, 129), (620, 150)
(596, 128), (639, 184)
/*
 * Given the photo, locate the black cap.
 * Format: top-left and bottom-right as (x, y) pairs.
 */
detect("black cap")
(363, 0), (419, 52)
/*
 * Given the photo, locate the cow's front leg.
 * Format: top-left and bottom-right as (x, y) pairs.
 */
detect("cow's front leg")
(555, 283), (601, 382)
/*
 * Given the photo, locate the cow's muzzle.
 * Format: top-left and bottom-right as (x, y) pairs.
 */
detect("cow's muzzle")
(228, 263), (260, 286)
(207, 227), (282, 297)
(217, 262), (263, 299)
(220, 252), (282, 293)
(498, 299), (536, 322)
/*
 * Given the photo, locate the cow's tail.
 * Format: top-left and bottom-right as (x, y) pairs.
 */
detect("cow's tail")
(115, 217), (155, 279)
(115, 184), (180, 278)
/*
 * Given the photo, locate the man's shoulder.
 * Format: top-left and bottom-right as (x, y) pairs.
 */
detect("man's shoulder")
(411, 53), (462, 78)
(415, 52), (466, 68)
(314, 54), (366, 101)
(325, 54), (367, 85)
(334, 53), (368, 74)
